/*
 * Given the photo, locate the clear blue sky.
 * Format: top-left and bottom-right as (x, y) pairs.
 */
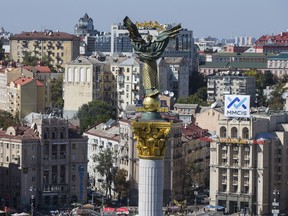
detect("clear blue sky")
(1, 0), (287, 39)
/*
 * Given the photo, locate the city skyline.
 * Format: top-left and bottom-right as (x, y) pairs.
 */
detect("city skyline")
(1, 0), (288, 39)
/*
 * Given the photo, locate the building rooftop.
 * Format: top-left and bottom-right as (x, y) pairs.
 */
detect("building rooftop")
(10, 31), (79, 41)
(268, 52), (288, 60)
(213, 52), (275, 57)
(85, 123), (120, 142)
(199, 61), (267, 69)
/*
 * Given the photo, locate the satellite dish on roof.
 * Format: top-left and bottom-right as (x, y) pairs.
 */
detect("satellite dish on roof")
(211, 101), (217, 108)
(169, 92), (174, 97)
(164, 90), (169, 95)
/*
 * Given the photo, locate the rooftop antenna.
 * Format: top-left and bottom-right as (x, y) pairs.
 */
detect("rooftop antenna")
(169, 92), (174, 97)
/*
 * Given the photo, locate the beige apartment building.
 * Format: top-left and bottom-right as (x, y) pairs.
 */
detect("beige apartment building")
(10, 31), (80, 68)
(0, 116), (88, 210)
(209, 113), (288, 215)
(0, 66), (51, 112)
(7, 77), (45, 117)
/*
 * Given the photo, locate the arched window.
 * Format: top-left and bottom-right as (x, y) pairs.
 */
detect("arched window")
(86, 68), (91, 82)
(60, 127), (66, 139)
(220, 126), (226, 138)
(242, 127), (249, 139)
(44, 128), (49, 139)
(231, 127), (238, 138)
(74, 68), (78, 82)
(67, 67), (72, 82)
(80, 67), (85, 82)
(52, 127), (57, 139)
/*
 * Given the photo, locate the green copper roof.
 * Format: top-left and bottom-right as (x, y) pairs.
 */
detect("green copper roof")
(199, 61), (267, 69)
(268, 52), (288, 60)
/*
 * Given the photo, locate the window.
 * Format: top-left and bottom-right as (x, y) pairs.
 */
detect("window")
(231, 127), (238, 138)
(242, 127), (249, 139)
(72, 175), (76, 181)
(220, 127), (226, 138)
(72, 144), (76, 149)
(80, 67), (85, 82)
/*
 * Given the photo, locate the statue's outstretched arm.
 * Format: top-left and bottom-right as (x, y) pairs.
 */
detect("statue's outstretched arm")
(156, 24), (182, 41)
(123, 16), (145, 43)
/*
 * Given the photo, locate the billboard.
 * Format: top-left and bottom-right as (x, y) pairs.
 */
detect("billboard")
(224, 95), (250, 118)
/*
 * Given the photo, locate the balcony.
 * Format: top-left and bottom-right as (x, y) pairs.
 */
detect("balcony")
(43, 184), (68, 193)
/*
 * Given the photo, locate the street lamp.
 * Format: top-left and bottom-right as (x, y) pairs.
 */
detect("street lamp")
(272, 189), (280, 216)
(29, 186), (36, 216)
(30, 195), (35, 216)
(194, 191), (198, 216)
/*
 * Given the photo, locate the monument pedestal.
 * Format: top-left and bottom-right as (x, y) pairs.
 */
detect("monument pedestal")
(138, 159), (163, 216)
(132, 121), (171, 216)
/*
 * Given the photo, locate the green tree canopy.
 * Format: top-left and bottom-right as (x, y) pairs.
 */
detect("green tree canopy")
(190, 72), (207, 94)
(93, 148), (115, 198)
(22, 51), (39, 66)
(177, 87), (208, 106)
(0, 40), (4, 61)
(51, 74), (64, 108)
(113, 168), (130, 201)
(76, 100), (116, 132)
(0, 110), (20, 130)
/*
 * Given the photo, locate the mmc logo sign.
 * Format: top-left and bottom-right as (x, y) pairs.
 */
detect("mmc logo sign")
(224, 95), (250, 118)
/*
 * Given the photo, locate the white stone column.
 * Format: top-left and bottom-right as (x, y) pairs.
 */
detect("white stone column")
(138, 159), (163, 216)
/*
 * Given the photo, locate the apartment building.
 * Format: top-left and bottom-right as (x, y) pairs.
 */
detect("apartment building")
(254, 31), (288, 54)
(10, 31), (80, 68)
(206, 74), (256, 105)
(0, 116), (88, 210)
(209, 113), (288, 215)
(7, 77), (45, 117)
(173, 103), (199, 124)
(84, 120), (120, 193)
(267, 52), (288, 77)
(111, 56), (143, 117)
(0, 66), (51, 112)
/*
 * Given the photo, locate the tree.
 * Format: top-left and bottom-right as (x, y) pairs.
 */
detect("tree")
(93, 148), (114, 198)
(0, 110), (20, 129)
(76, 100), (116, 132)
(113, 169), (130, 203)
(22, 51), (39, 66)
(244, 70), (278, 106)
(190, 72), (207, 94)
(0, 40), (4, 61)
(51, 74), (64, 108)
(177, 93), (208, 106)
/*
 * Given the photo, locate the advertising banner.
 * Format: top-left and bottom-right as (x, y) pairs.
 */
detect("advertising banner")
(224, 95), (250, 118)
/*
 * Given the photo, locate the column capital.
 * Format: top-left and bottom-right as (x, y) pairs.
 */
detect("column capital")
(132, 121), (171, 159)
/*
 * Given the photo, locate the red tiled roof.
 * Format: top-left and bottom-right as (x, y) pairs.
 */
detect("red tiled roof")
(255, 32), (288, 45)
(0, 127), (39, 140)
(23, 66), (34, 71)
(36, 80), (44, 87)
(35, 65), (51, 73)
(10, 31), (79, 41)
(13, 77), (34, 86)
